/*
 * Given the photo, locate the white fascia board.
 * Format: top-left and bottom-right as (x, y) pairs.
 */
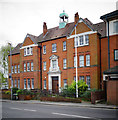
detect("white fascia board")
(20, 44), (38, 49)
(67, 31), (97, 39)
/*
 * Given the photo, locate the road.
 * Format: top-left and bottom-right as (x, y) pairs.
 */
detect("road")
(2, 101), (117, 120)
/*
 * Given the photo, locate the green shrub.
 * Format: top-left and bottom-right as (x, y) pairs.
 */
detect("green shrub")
(16, 89), (24, 95)
(5, 91), (11, 95)
(80, 90), (91, 101)
(61, 80), (88, 97)
(12, 87), (19, 94)
(16, 89), (34, 95)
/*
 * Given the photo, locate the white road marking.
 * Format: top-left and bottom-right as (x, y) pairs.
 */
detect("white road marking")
(52, 112), (99, 119)
(10, 107), (22, 111)
(10, 107), (36, 112)
(23, 109), (36, 112)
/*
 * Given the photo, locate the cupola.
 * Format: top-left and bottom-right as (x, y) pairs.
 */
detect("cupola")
(59, 10), (69, 29)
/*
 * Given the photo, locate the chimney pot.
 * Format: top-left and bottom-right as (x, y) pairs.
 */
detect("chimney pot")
(74, 12), (79, 24)
(43, 22), (47, 36)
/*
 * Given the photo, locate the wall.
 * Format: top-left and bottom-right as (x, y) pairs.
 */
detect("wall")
(107, 80), (118, 105)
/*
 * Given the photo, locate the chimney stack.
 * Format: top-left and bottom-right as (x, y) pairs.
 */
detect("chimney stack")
(43, 22), (47, 36)
(74, 12), (79, 24)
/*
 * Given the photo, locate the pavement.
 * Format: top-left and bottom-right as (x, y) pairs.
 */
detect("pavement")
(1, 99), (118, 109)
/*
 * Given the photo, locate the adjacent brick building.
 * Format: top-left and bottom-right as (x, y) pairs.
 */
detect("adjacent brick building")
(8, 10), (118, 95)
(100, 10), (118, 105)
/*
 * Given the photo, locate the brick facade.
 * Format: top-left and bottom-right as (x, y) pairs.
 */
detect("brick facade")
(8, 11), (117, 92)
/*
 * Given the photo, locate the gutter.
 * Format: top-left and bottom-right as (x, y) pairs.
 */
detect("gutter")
(38, 43), (42, 90)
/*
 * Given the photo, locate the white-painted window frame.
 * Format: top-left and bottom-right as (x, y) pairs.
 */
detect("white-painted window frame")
(52, 43), (57, 52)
(63, 41), (66, 51)
(63, 58), (67, 69)
(43, 61), (46, 71)
(79, 55), (84, 67)
(86, 76), (90, 90)
(43, 45), (46, 54)
(86, 54), (90, 66)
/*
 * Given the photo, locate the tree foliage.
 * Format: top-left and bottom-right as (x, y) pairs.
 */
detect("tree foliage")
(0, 44), (14, 88)
(61, 80), (88, 97)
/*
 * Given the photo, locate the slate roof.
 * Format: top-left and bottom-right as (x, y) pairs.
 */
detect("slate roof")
(11, 43), (22, 55)
(103, 66), (118, 74)
(93, 22), (106, 38)
(11, 18), (106, 55)
(37, 22), (75, 43)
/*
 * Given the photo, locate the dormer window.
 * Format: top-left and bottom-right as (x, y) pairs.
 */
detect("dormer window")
(24, 47), (33, 56)
(74, 34), (89, 47)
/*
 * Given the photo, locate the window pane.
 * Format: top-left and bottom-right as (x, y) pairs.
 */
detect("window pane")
(27, 47), (30, 54)
(43, 45), (46, 54)
(79, 36), (83, 45)
(24, 48), (26, 56)
(74, 56), (77, 67)
(52, 60), (57, 69)
(31, 47), (33, 55)
(28, 79), (30, 89)
(79, 55), (84, 67)
(86, 76), (90, 89)
(52, 44), (56, 52)
(63, 59), (67, 69)
(63, 79), (67, 89)
(63, 41), (66, 51)
(43, 62), (46, 70)
(79, 76), (84, 82)
(114, 21), (118, 33)
(44, 80), (46, 89)
(12, 66), (14, 73)
(27, 62), (30, 71)
(32, 78), (34, 89)
(24, 63), (26, 72)
(11, 79), (13, 88)
(85, 35), (89, 45)
(15, 65), (17, 73)
(86, 55), (90, 66)
(31, 62), (33, 71)
(24, 79), (26, 89)
(114, 50), (118, 60)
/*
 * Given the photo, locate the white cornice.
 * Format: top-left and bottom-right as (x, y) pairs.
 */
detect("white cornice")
(67, 31), (97, 39)
(20, 44), (38, 49)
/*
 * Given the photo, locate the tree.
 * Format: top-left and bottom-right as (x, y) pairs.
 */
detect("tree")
(0, 44), (14, 88)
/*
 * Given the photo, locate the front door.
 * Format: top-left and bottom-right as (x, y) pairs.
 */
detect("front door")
(52, 76), (59, 93)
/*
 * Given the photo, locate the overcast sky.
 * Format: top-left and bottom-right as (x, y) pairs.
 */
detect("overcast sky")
(0, 0), (117, 48)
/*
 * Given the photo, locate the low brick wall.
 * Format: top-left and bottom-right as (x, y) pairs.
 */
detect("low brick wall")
(107, 80), (118, 105)
(40, 97), (81, 103)
(1, 94), (11, 100)
(91, 91), (105, 104)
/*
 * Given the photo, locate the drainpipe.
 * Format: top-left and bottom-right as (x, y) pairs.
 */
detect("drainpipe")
(99, 36), (102, 89)
(38, 43), (42, 90)
(107, 20), (110, 69)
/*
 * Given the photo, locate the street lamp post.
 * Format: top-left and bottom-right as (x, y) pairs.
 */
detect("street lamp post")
(75, 25), (78, 98)
(8, 43), (12, 100)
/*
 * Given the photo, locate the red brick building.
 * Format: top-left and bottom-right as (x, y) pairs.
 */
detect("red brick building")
(100, 10), (118, 105)
(8, 10), (116, 93)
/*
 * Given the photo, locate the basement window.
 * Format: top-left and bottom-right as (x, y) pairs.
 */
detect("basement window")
(114, 49), (118, 61)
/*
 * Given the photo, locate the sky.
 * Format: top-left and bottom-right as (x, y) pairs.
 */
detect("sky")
(0, 0), (117, 48)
